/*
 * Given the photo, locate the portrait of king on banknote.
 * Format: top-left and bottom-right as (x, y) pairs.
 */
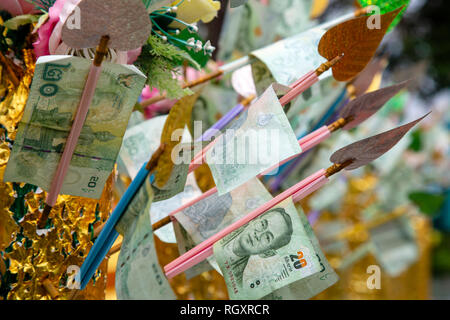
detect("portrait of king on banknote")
(217, 207), (294, 286)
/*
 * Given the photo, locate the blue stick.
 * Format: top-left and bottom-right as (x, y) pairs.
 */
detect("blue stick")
(79, 164), (153, 289)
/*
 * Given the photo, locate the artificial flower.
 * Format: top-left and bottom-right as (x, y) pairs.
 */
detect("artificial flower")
(33, 0), (142, 63)
(169, 0), (220, 29)
(0, 0), (39, 17)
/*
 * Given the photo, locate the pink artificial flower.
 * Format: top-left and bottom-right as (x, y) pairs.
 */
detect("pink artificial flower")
(33, 0), (142, 63)
(0, 0), (39, 16)
(140, 85), (176, 119)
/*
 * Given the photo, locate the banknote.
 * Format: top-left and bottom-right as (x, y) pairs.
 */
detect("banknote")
(213, 197), (321, 300)
(218, 0), (313, 63)
(118, 115), (191, 179)
(172, 219), (214, 279)
(118, 114), (193, 202)
(174, 178), (273, 245)
(151, 173), (203, 244)
(191, 84), (239, 135)
(4, 55), (146, 199)
(369, 215), (418, 277)
(262, 205), (338, 300)
(287, 77), (345, 128)
(251, 28), (329, 94)
(151, 142), (195, 202)
(205, 84), (301, 195)
(115, 177), (176, 300)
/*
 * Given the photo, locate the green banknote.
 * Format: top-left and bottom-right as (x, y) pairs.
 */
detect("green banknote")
(205, 84), (301, 195)
(172, 219), (214, 279)
(213, 197), (321, 300)
(262, 206), (339, 300)
(4, 55), (146, 199)
(369, 215), (418, 277)
(251, 28), (329, 94)
(119, 115), (191, 179)
(175, 178), (273, 245)
(115, 177), (176, 300)
(218, 0), (313, 62)
(151, 173), (203, 244)
(118, 114), (194, 202)
(173, 178), (272, 278)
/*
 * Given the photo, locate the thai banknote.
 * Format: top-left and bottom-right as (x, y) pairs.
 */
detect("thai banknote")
(172, 219), (214, 279)
(151, 173), (203, 244)
(369, 215), (418, 277)
(262, 205), (339, 300)
(118, 115), (191, 179)
(115, 177), (176, 300)
(218, 0), (314, 63)
(118, 115), (193, 202)
(150, 143), (194, 202)
(4, 55), (146, 199)
(213, 197), (321, 300)
(174, 177), (273, 245)
(251, 28), (329, 94)
(205, 84), (301, 195)
(173, 178), (272, 278)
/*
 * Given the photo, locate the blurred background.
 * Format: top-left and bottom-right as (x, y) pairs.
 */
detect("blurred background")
(105, 0), (449, 300)
(0, 0), (448, 300)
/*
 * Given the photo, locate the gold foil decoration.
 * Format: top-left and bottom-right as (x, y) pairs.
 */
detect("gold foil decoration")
(154, 92), (201, 188)
(311, 173), (431, 300)
(318, 7), (402, 81)
(0, 49), (35, 139)
(193, 162), (216, 193)
(0, 53), (114, 300)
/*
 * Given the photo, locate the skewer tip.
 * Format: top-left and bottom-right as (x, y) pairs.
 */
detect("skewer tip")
(325, 159), (353, 177)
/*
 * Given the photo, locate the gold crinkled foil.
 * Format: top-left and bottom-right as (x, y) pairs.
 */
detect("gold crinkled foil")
(312, 174), (431, 300)
(0, 49), (34, 139)
(0, 51), (113, 300)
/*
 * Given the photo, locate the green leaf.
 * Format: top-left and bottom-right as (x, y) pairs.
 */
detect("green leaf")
(358, 0), (411, 32)
(172, 29), (210, 68)
(134, 36), (196, 99)
(408, 191), (445, 216)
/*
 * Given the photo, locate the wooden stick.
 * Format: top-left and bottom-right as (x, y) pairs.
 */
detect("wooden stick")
(139, 70), (224, 108)
(43, 278), (60, 299)
(37, 35), (110, 229)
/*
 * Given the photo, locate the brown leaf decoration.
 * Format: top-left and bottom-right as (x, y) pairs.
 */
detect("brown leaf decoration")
(154, 92), (201, 188)
(318, 7), (403, 81)
(349, 56), (388, 97)
(330, 113), (429, 170)
(62, 0), (151, 51)
(340, 80), (410, 130)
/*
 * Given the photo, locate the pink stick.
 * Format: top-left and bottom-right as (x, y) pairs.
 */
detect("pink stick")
(169, 186), (218, 217)
(292, 174), (329, 202)
(166, 246), (214, 279)
(168, 127), (331, 218)
(301, 128), (331, 153)
(188, 71), (318, 173)
(46, 64), (102, 206)
(165, 171), (329, 278)
(279, 71), (318, 106)
(164, 169), (326, 274)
